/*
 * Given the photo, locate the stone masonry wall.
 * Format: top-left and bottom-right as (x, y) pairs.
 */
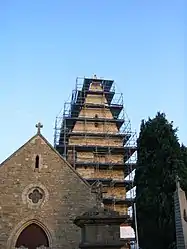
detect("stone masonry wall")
(76, 152), (123, 164)
(69, 136), (123, 147)
(0, 135), (96, 249)
(79, 108), (113, 119)
(73, 121), (119, 133)
(76, 168), (124, 180)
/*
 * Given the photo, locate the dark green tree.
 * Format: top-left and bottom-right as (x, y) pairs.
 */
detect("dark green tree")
(134, 112), (185, 249)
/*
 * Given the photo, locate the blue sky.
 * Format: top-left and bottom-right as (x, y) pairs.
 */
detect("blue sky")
(0, 0), (185, 163)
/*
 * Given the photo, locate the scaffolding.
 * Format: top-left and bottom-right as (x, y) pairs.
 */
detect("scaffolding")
(54, 77), (133, 145)
(54, 76), (137, 213)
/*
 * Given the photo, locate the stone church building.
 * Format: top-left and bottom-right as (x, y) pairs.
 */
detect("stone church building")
(0, 124), (130, 249)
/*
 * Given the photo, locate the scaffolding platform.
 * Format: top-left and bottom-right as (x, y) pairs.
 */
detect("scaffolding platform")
(54, 76), (137, 215)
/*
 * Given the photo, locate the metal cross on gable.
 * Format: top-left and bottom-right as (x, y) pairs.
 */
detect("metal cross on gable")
(36, 122), (43, 134)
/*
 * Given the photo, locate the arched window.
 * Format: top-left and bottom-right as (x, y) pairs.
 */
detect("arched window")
(16, 223), (49, 249)
(35, 155), (40, 169)
(94, 122), (99, 128)
(94, 114), (99, 127)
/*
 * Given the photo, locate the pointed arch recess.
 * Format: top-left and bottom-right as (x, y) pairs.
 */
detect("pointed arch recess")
(16, 223), (49, 248)
(7, 218), (53, 249)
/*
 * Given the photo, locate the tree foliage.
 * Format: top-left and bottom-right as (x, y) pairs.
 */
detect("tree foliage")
(134, 112), (187, 249)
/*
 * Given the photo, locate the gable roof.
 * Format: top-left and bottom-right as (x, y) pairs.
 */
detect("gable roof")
(0, 132), (91, 189)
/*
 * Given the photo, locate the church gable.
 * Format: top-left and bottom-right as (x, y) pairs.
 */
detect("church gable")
(0, 125), (96, 249)
(0, 130), (90, 189)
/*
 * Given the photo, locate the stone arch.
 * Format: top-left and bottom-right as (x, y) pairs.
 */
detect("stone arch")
(16, 223), (49, 248)
(7, 218), (53, 249)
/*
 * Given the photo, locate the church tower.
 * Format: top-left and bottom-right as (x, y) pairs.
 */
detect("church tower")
(54, 76), (136, 215)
